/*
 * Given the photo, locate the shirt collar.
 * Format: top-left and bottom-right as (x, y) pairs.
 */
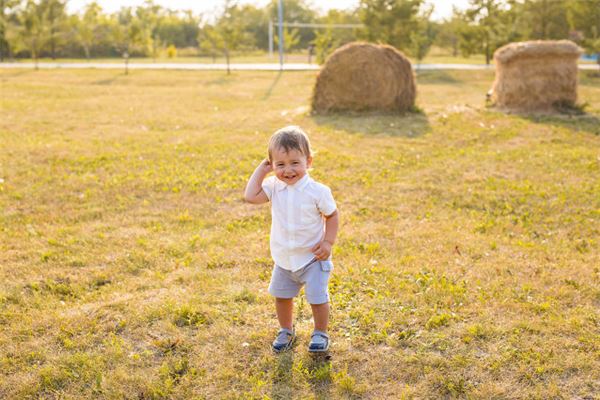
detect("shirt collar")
(276, 173), (311, 192)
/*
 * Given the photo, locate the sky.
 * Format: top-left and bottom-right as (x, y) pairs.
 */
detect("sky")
(66, 0), (472, 21)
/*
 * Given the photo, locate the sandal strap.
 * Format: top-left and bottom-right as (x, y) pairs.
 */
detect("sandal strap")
(311, 331), (329, 339)
(278, 328), (294, 336)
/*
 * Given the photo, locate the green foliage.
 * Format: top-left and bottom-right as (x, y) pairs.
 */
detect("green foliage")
(425, 312), (452, 330)
(461, 0), (520, 64)
(567, 0), (600, 54)
(111, 7), (142, 57)
(409, 5), (435, 63)
(3, 0), (597, 63)
(522, 0), (570, 40)
(172, 304), (210, 327)
(166, 44), (176, 58)
(313, 29), (338, 64)
(274, 26), (301, 53)
(267, 0), (318, 48)
(311, 8), (360, 64)
(358, 0), (423, 51)
(197, 0), (253, 73)
(71, 2), (101, 60)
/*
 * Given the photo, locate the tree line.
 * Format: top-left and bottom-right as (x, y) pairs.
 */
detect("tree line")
(0, 0), (599, 65)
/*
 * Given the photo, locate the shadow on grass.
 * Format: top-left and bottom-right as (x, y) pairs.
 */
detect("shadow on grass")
(93, 73), (124, 85)
(521, 112), (600, 136)
(312, 109), (431, 137)
(581, 71), (600, 85)
(271, 351), (295, 399)
(263, 71), (282, 100)
(0, 69), (33, 80)
(206, 74), (237, 86)
(415, 69), (461, 84)
(307, 355), (333, 400)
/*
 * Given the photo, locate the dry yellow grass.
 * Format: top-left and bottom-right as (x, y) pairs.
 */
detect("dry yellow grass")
(0, 68), (599, 399)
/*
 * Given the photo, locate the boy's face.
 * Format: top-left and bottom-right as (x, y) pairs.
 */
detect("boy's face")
(271, 146), (312, 186)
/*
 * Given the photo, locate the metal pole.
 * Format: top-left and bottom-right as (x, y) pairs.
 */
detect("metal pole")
(268, 20), (273, 57)
(277, 0), (284, 69)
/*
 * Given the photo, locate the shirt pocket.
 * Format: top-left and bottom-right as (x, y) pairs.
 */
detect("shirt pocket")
(300, 204), (319, 224)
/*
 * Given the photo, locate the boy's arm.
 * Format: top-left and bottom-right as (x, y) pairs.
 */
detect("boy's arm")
(244, 159), (272, 204)
(312, 210), (339, 260)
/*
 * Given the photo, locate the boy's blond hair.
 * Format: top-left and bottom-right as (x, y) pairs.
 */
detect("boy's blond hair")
(268, 126), (312, 161)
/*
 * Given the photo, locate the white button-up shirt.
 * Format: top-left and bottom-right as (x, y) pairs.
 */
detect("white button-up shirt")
(262, 173), (337, 271)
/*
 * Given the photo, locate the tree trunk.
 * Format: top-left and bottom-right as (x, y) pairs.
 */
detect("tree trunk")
(225, 49), (230, 75)
(31, 38), (38, 70)
(50, 30), (56, 60)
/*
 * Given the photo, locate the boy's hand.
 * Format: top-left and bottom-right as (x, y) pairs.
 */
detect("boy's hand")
(259, 158), (272, 174)
(311, 240), (332, 261)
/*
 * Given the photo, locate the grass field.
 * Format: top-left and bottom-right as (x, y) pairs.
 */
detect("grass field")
(1, 67), (599, 399)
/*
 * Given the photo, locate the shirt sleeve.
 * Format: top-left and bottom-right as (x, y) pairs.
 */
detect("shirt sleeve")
(317, 185), (337, 216)
(261, 175), (276, 201)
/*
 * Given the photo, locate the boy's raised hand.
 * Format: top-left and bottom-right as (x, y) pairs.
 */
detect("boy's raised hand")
(311, 240), (332, 261)
(260, 158), (273, 174)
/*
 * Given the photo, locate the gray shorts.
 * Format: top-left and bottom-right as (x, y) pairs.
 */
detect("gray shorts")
(268, 259), (333, 304)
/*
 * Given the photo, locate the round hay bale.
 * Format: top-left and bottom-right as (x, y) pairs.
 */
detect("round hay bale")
(490, 40), (583, 112)
(311, 42), (416, 113)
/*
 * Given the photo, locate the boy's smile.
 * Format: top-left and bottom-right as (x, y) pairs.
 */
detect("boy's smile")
(270, 147), (312, 186)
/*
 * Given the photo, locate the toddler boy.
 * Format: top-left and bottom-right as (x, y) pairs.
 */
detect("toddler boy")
(244, 126), (339, 353)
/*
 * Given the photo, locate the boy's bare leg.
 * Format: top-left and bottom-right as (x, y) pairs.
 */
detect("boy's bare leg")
(310, 302), (329, 332)
(276, 298), (294, 330)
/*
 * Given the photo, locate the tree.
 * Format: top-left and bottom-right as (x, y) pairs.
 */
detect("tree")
(156, 10), (199, 50)
(72, 2), (102, 60)
(17, 0), (49, 69)
(522, 0), (569, 40)
(0, 0), (19, 61)
(313, 28), (336, 64)
(136, 1), (164, 61)
(197, 0), (252, 74)
(111, 7), (143, 74)
(409, 4), (435, 65)
(358, 0), (423, 51)
(436, 9), (467, 57)
(267, 0), (317, 49)
(274, 26), (300, 54)
(38, 0), (67, 59)
(567, 0), (600, 71)
(463, 0), (507, 64)
(236, 3), (267, 50)
(311, 8), (360, 63)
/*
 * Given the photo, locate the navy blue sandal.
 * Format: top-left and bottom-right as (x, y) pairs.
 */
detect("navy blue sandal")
(272, 328), (295, 353)
(308, 331), (330, 353)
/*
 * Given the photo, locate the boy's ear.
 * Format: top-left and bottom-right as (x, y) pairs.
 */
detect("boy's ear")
(307, 155), (313, 167)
